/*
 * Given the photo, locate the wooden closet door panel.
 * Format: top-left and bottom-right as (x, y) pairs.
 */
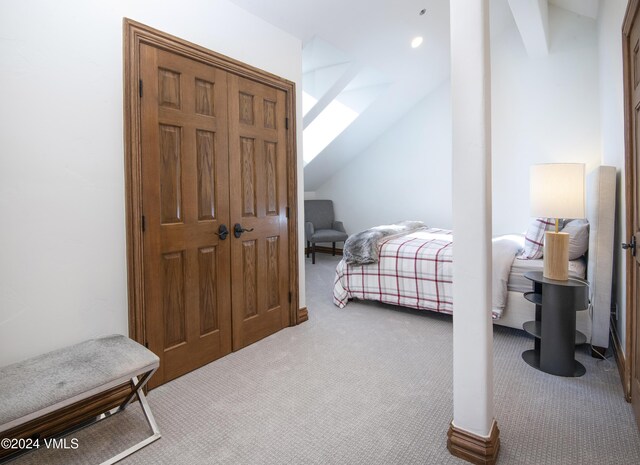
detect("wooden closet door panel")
(228, 75), (290, 350)
(628, 6), (640, 428)
(140, 44), (232, 387)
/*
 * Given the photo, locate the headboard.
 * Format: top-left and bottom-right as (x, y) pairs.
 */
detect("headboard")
(586, 165), (616, 348)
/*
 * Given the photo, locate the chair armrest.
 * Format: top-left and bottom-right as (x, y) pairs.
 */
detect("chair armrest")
(332, 221), (346, 233)
(305, 222), (315, 240)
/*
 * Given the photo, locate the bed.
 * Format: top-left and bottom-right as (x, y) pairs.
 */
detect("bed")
(333, 166), (616, 349)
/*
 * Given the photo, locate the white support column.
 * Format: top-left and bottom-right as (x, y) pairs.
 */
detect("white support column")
(448, 0), (499, 463)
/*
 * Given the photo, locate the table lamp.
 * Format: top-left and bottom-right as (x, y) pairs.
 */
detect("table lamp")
(530, 163), (585, 281)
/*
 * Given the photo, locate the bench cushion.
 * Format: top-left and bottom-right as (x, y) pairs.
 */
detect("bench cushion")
(0, 335), (159, 431)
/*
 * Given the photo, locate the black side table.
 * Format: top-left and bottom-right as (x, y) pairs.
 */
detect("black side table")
(522, 271), (589, 377)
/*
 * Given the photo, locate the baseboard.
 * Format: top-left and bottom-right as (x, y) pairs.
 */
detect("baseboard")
(305, 246), (343, 256)
(297, 307), (308, 324)
(591, 346), (608, 359)
(611, 317), (630, 401)
(447, 420), (500, 465)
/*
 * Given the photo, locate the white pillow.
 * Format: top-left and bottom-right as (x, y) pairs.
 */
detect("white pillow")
(561, 219), (589, 260)
(520, 218), (555, 259)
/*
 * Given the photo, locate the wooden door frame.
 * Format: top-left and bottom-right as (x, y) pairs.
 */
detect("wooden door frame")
(623, 0), (640, 401)
(123, 19), (304, 348)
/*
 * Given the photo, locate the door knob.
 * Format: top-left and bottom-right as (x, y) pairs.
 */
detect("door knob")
(234, 223), (254, 238)
(216, 224), (229, 240)
(622, 235), (636, 256)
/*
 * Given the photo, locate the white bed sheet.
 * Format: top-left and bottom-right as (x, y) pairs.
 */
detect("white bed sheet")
(507, 257), (587, 293)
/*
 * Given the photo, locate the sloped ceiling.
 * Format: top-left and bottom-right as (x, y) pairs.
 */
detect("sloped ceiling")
(230, 0), (597, 191)
(549, 0), (599, 20)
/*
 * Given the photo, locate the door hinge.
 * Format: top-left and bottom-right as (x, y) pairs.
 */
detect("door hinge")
(139, 79), (143, 98)
(145, 341), (149, 349)
(285, 117), (289, 130)
(142, 215), (146, 232)
(288, 291), (292, 303)
(286, 206), (290, 218)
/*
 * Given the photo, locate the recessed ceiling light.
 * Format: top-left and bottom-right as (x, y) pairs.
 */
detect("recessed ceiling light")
(411, 36), (423, 48)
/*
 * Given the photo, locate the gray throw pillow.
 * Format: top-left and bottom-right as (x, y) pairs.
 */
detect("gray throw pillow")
(561, 219), (589, 260)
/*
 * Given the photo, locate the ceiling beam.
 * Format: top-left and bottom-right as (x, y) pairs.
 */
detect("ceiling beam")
(303, 62), (361, 129)
(508, 0), (549, 57)
(549, 0), (598, 20)
(302, 60), (351, 76)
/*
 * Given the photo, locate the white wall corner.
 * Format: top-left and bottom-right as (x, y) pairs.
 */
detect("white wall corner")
(596, 0), (628, 352)
(508, 0), (550, 57)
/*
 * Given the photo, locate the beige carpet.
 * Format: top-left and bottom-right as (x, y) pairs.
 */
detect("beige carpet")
(11, 254), (640, 464)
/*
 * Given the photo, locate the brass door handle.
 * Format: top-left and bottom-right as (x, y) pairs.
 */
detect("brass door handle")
(234, 223), (254, 238)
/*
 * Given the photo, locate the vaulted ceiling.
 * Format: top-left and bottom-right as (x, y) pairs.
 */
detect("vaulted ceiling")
(230, 0), (600, 191)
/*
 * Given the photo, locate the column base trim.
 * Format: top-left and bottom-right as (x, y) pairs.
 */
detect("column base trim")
(297, 307), (308, 324)
(447, 420), (500, 465)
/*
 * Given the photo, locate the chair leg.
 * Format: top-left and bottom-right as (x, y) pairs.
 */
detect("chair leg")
(306, 241), (310, 258)
(312, 243), (316, 264)
(332, 242), (336, 256)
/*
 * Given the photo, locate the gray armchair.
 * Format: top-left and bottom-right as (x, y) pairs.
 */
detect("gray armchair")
(304, 200), (348, 264)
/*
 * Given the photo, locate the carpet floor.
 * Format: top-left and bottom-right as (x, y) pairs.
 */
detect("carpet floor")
(12, 254), (640, 464)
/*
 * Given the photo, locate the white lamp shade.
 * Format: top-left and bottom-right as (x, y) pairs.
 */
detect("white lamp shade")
(530, 163), (586, 219)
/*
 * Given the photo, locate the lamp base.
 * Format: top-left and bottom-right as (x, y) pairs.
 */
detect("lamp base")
(543, 231), (569, 280)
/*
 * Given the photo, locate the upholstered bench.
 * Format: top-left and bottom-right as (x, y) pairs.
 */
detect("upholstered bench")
(0, 335), (161, 464)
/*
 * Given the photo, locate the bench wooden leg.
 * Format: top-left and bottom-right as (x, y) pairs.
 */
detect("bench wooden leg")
(312, 243), (316, 264)
(306, 241), (310, 258)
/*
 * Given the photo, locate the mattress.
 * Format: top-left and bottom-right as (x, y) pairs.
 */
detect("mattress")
(507, 257), (587, 293)
(334, 228), (522, 319)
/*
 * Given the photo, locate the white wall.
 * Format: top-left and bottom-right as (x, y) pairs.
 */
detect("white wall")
(491, 5), (601, 234)
(0, 0), (304, 366)
(316, 5), (601, 238)
(597, 0), (628, 352)
(316, 82), (453, 235)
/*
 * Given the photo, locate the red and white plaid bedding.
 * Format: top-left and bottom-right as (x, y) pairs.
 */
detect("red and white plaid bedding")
(333, 227), (518, 319)
(334, 228), (457, 315)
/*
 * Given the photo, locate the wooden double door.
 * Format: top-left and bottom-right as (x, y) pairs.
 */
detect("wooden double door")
(139, 44), (291, 388)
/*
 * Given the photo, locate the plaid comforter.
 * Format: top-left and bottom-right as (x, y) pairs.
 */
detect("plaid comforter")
(333, 228), (515, 319)
(334, 228), (455, 314)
